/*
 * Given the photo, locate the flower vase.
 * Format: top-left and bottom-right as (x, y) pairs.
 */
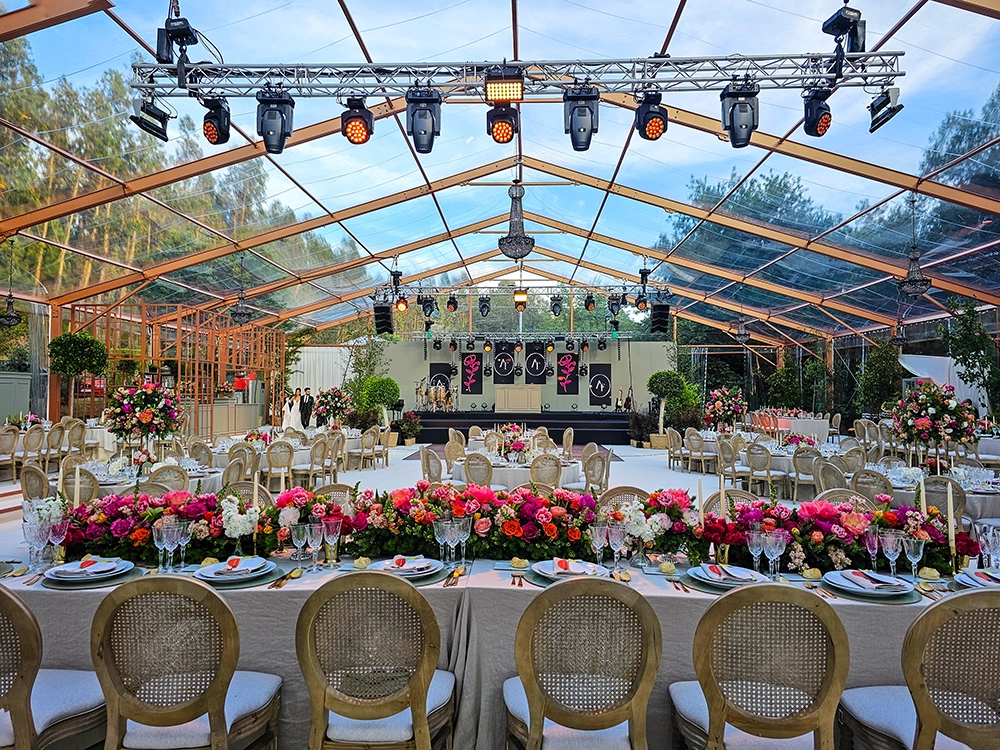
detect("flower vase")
(631, 541), (653, 569)
(232, 537), (245, 558)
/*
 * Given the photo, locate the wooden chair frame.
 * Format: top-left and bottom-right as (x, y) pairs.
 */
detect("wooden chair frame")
(463, 453), (495, 488)
(226, 481), (275, 508)
(265, 441), (295, 490)
(529, 454), (561, 487)
(560, 427), (574, 460)
(147, 465), (189, 492)
(850, 469), (893, 501)
(221, 458), (245, 488)
(703, 488), (758, 518)
(19, 465), (52, 502)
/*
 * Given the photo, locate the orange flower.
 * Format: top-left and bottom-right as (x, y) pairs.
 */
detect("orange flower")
(542, 522), (558, 540)
(130, 528), (150, 547)
(276, 527), (290, 540)
(413, 509), (425, 523)
(137, 409), (154, 424)
(501, 519), (523, 537)
(567, 527), (581, 542)
(451, 503), (466, 518)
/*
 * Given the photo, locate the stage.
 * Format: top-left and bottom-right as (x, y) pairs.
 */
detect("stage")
(414, 410), (631, 445)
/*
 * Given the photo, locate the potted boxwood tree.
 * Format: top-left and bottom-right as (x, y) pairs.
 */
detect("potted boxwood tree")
(360, 377), (401, 445)
(398, 411), (422, 446)
(647, 370), (699, 448)
(49, 332), (108, 416)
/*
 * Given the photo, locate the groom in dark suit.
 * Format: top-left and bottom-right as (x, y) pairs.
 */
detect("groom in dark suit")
(301, 387), (315, 428)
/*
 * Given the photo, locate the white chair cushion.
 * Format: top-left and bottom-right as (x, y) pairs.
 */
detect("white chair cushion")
(122, 671), (281, 749)
(0, 669), (104, 746)
(326, 669), (454, 744)
(668, 680), (814, 749)
(503, 677), (629, 750)
(290, 464), (316, 471)
(561, 481), (587, 491)
(839, 686), (971, 749)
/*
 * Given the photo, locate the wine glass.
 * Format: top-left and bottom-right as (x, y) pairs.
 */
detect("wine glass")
(746, 531), (765, 574)
(607, 524), (627, 573)
(445, 520), (460, 571)
(457, 517), (472, 569)
(881, 530), (904, 578)
(862, 527), (880, 572)
(306, 523), (324, 574)
(763, 532), (787, 581)
(290, 524), (308, 564)
(163, 524), (180, 573)
(176, 521), (192, 569)
(152, 524), (167, 574)
(977, 524), (996, 571)
(433, 520), (449, 565)
(323, 518), (343, 569)
(903, 536), (926, 584)
(589, 524), (608, 566)
(48, 518), (69, 558)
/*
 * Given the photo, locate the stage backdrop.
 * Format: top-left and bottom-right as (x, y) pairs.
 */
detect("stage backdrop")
(461, 353), (483, 395)
(524, 343), (547, 385)
(589, 363), (613, 407)
(557, 352), (579, 395)
(493, 345), (516, 385)
(428, 363), (452, 392)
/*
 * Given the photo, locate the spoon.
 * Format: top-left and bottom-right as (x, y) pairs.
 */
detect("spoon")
(917, 581), (942, 600)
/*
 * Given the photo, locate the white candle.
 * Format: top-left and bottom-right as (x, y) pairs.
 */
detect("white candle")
(947, 482), (956, 557)
(253, 481), (259, 508)
(721, 471), (728, 524)
(73, 466), (81, 507)
(281, 468), (287, 492)
(698, 478), (705, 525)
(919, 477), (927, 515)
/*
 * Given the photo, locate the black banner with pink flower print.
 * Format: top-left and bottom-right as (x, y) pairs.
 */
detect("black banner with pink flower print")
(556, 352), (579, 395)
(461, 353), (483, 394)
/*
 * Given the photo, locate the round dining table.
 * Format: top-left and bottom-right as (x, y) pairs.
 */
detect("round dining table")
(450, 458), (581, 488)
(94, 468), (224, 498)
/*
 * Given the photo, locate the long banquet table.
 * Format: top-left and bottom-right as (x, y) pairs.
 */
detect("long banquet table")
(0, 541), (938, 750)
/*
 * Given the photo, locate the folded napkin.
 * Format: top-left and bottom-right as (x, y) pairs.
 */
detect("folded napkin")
(972, 570), (1000, 587)
(552, 557), (588, 575)
(844, 570), (907, 591)
(214, 557), (267, 576)
(391, 555), (432, 572)
(700, 563), (755, 582)
(52, 558), (121, 578)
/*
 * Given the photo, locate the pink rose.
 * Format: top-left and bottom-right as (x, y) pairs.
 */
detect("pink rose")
(535, 508), (552, 524)
(672, 520), (687, 534)
(474, 518), (492, 536)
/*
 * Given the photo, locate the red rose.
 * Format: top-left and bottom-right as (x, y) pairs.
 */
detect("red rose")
(567, 527), (581, 542)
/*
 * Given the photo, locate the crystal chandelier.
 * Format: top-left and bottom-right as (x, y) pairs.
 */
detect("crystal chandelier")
(734, 318), (751, 345)
(889, 322), (907, 347)
(0, 240), (21, 328)
(498, 181), (534, 260)
(229, 252), (253, 326)
(897, 193), (931, 298)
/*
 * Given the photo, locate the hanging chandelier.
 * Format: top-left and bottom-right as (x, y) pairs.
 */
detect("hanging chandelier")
(498, 181), (534, 260)
(889, 322), (907, 347)
(897, 193), (931, 298)
(0, 240), (21, 328)
(734, 318), (751, 345)
(229, 251), (254, 326)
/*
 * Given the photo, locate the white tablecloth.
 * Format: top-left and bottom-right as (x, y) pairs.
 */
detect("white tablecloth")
(451, 460), (581, 488)
(979, 436), (1000, 457)
(892, 487), (1000, 521)
(210, 447), (311, 470)
(790, 418), (830, 444)
(86, 428), (117, 459)
(96, 470), (223, 498)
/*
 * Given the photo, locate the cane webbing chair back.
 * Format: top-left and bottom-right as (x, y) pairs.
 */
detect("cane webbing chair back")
(66, 422), (87, 455)
(561, 427), (574, 460)
(792, 447), (820, 476)
(483, 431), (501, 453)
(583, 453), (606, 492)
(0, 425), (18, 456)
(536, 436), (558, 452)
(703, 489), (758, 518)
(924, 476), (968, 531)
(189, 442), (212, 467)
(266, 440), (295, 470)
(20, 465), (51, 502)
(64, 467), (98, 506)
(312, 483), (354, 512)
(140, 483), (172, 498)
(147, 465), (189, 492)
(511, 483), (555, 496)
(44, 424), (65, 469)
(580, 442), (598, 465)
(693, 584), (849, 748)
(838, 437), (860, 452)
(225, 481), (275, 508)
(817, 461), (848, 491)
(227, 442), (254, 466)
(535, 426), (549, 437)
(245, 450), (262, 481)
(450, 429), (466, 449)
(813, 489), (878, 512)
(296, 572), (442, 748)
(425, 450), (443, 484)
(443, 441), (464, 473)
(877, 456), (905, 471)
(464, 453), (494, 487)
(510, 577), (661, 746)
(91, 577), (239, 750)
(530, 454), (561, 487)
(850, 469), (893, 502)
(468, 425), (483, 438)
(327, 431), (346, 471)
(902, 589), (1000, 749)
(596, 486), (649, 515)
(220, 458), (244, 488)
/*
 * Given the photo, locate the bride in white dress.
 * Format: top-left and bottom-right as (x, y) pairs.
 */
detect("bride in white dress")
(281, 391), (304, 431)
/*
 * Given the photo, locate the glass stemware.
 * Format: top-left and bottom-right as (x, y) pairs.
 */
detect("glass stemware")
(306, 523), (324, 573)
(163, 524), (180, 573)
(746, 531), (765, 574)
(290, 524), (308, 563)
(48, 518), (69, 559)
(457, 517), (472, 568)
(607, 524), (627, 573)
(881, 530), (904, 578)
(152, 524), (167, 574)
(763, 532), (786, 581)
(323, 518), (343, 569)
(589, 524), (608, 566)
(903, 536), (926, 584)
(433, 520), (449, 565)
(177, 521), (192, 569)
(862, 527), (880, 572)
(445, 520), (460, 571)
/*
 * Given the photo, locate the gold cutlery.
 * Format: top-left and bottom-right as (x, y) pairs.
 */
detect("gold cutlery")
(23, 573), (44, 587)
(444, 566), (465, 587)
(678, 578), (691, 594)
(670, 579), (680, 591)
(510, 573), (523, 587)
(917, 582), (941, 600)
(1, 566), (27, 579)
(618, 570), (631, 585)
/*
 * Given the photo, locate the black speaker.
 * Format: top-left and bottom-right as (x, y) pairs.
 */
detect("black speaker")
(373, 304), (394, 334)
(650, 303), (671, 334)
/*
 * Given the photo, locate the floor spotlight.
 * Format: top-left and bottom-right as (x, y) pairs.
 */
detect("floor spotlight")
(256, 90), (295, 154)
(634, 92), (667, 141)
(484, 339), (493, 353)
(545, 339), (555, 353)
(550, 295), (563, 316)
(395, 295), (408, 313)
(720, 83), (759, 148)
(803, 89), (832, 137)
(446, 294), (460, 313)
(130, 95), (171, 142)
(201, 98), (230, 145)
(513, 288), (528, 313)
(869, 88), (903, 133)
(565, 337), (575, 351)
(405, 87), (442, 154)
(584, 293), (596, 311)
(487, 105), (519, 144)
(342, 97), (374, 144)
(478, 295), (491, 317)
(563, 85), (600, 151)
(607, 295), (621, 316)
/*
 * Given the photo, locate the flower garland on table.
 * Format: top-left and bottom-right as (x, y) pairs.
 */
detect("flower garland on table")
(779, 432), (817, 449)
(315, 387), (352, 422)
(105, 382), (184, 442)
(704, 387), (748, 430)
(602, 488), (712, 565)
(255, 487), (354, 557)
(892, 380), (978, 451)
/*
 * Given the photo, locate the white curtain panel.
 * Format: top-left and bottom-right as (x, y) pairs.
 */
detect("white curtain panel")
(898, 354), (990, 412)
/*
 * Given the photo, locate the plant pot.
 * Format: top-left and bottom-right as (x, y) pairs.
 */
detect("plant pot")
(387, 432), (399, 447)
(404, 437), (416, 446)
(648, 434), (669, 449)
(642, 441), (651, 449)
(630, 439), (639, 448)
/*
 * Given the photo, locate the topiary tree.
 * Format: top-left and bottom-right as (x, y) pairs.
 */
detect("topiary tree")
(856, 338), (903, 416)
(647, 370), (701, 434)
(49, 332), (108, 416)
(359, 377), (400, 414)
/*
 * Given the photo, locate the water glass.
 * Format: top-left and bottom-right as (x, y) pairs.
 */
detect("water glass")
(306, 523), (324, 573)
(607, 524), (627, 573)
(903, 536), (926, 583)
(432, 520), (449, 565)
(763, 532), (786, 581)
(862, 527), (880, 572)
(177, 521), (192, 569)
(163, 524), (180, 573)
(457, 517), (472, 568)
(881, 530), (904, 578)
(290, 524), (309, 562)
(746, 531), (765, 574)
(323, 518), (343, 569)
(152, 524), (167, 573)
(589, 524), (608, 566)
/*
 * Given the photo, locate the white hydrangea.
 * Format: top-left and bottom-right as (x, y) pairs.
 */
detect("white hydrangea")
(32, 496), (66, 524)
(220, 495), (260, 539)
(278, 507), (300, 528)
(618, 500), (657, 543)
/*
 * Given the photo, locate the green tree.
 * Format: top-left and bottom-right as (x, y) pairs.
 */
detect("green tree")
(855, 339), (903, 416)
(940, 299), (1000, 413)
(766, 350), (802, 408)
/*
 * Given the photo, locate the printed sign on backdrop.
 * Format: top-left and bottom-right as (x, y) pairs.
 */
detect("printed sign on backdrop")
(461, 353), (483, 394)
(589, 363), (612, 406)
(493, 346), (515, 385)
(524, 343), (547, 385)
(428, 363), (452, 392)
(557, 352), (579, 395)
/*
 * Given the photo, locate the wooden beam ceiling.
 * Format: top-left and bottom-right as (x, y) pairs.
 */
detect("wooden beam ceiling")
(931, 0), (1000, 19)
(0, 0), (110, 42)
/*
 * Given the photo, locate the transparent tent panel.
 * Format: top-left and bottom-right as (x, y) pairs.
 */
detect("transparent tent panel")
(834, 282), (946, 322)
(667, 222), (794, 273)
(757, 247), (884, 295)
(931, 249), (1000, 290)
(11, 236), (136, 297)
(340, 194), (447, 252)
(434, 183), (513, 229)
(132, 280), (215, 307)
(935, 141), (1000, 199)
(297, 301), (368, 326)
(254, 222), (370, 274)
(414, 102), (520, 184)
(0, 148), (115, 216)
(711, 283), (813, 314)
(164, 251), (291, 296)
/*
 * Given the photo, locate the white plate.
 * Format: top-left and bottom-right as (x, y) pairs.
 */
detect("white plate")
(688, 564), (768, 588)
(369, 558), (444, 578)
(823, 570), (914, 598)
(958, 569), (1000, 587)
(956, 572), (986, 588)
(45, 559), (134, 582)
(194, 558), (275, 582)
(531, 560), (609, 581)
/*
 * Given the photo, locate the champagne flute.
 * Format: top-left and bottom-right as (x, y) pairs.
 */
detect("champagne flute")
(746, 531), (765, 574)
(323, 518), (343, 569)
(862, 526), (880, 572)
(21, 520), (38, 572)
(763, 532), (787, 581)
(445, 520), (460, 571)
(607, 524), (627, 573)
(903, 536), (925, 584)
(306, 523), (324, 573)
(48, 518), (69, 559)
(589, 524), (608, 566)
(881, 530), (903, 579)
(177, 521), (192, 569)
(152, 524), (167, 574)
(163, 524), (180, 573)
(290, 524), (308, 563)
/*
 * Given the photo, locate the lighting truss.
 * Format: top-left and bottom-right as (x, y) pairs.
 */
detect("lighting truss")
(368, 282), (670, 304)
(132, 53), (904, 99)
(400, 331), (634, 342)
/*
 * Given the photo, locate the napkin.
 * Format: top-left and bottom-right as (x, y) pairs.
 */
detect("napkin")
(844, 570), (907, 591)
(972, 570), (1000, 587)
(52, 558), (121, 578)
(214, 557), (267, 576)
(700, 563), (754, 582)
(552, 557), (588, 575)
(391, 555), (433, 572)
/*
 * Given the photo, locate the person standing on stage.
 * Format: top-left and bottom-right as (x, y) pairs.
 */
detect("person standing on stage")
(301, 387), (315, 428)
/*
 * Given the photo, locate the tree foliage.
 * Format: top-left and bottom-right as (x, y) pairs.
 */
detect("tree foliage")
(48, 332), (107, 377)
(855, 339), (903, 415)
(765, 350), (802, 409)
(940, 299), (1000, 412)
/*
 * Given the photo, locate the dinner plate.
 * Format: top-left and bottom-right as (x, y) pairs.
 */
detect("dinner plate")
(822, 570), (914, 598)
(194, 558), (275, 582)
(531, 560), (609, 581)
(45, 559), (135, 582)
(956, 568), (1000, 588)
(688, 564), (768, 588)
(369, 558), (445, 578)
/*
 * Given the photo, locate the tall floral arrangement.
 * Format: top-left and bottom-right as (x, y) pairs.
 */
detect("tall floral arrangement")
(105, 382), (183, 441)
(497, 423), (529, 458)
(315, 387), (352, 421)
(255, 487), (354, 556)
(780, 432), (816, 449)
(892, 380), (978, 450)
(704, 387), (748, 429)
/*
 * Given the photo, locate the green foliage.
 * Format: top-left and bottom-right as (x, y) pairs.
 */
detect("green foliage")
(855, 339), (903, 415)
(398, 411), (422, 439)
(627, 411), (658, 442)
(0, 345), (29, 373)
(48, 332), (107, 377)
(360, 377), (400, 410)
(647, 370), (701, 426)
(343, 409), (380, 431)
(766, 350), (802, 408)
(116, 358), (139, 377)
(803, 351), (831, 413)
(647, 370), (682, 399)
(344, 335), (390, 406)
(940, 299), (1000, 412)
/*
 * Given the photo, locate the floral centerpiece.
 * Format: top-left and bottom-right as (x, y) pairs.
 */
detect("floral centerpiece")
(497, 423), (529, 459)
(892, 380), (978, 451)
(131, 449), (157, 472)
(315, 387), (352, 425)
(602, 488), (710, 565)
(920, 456), (948, 475)
(215, 381), (235, 398)
(105, 382), (184, 443)
(780, 432), (816, 450)
(244, 428), (270, 450)
(219, 492), (260, 556)
(6, 413), (42, 429)
(255, 487), (354, 556)
(704, 387), (748, 431)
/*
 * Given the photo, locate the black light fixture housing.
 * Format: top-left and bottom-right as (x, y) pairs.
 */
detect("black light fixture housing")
(373, 303), (394, 334)
(822, 5), (865, 54)
(432, 338), (442, 350)
(513, 363), (523, 378)
(890, 324), (907, 347)
(395, 295), (409, 313)
(342, 97), (374, 145)
(607, 295), (621, 316)
(419, 295), (436, 317)
(487, 105), (519, 144)
(634, 92), (667, 141)
(584, 293), (596, 311)
(130, 96), (171, 142)
(720, 82), (760, 148)
(485, 65), (525, 103)
(545, 339), (555, 353)
(0, 240), (20, 328)
(513, 288), (528, 313)
(563, 85), (600, 151)
(446, 294), (460, 312)
(466, 336), (476, 351)
(201, 97), (231, 145)
(550, 295), (563, 316)
(478, 295), (491, 317)
(803, 89), (832, 138)
(228, 251), (253, 326)
(565, 337), (575, 351)
(597, 337), (607, 351)
(449, 338), (458, 352)
(869, 88), (904, 133)
(635, 292), (648, 311)
(256, 90), (295, 154)
(580, 339), (590, 352)
(483, 339), (493, 353)
(514, 340), (524, 353)
(405, 86), (442, 154)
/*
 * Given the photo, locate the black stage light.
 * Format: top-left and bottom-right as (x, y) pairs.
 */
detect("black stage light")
(869, 88), (903, 133)
(513, 288), (528, 313)
(446, 294), (460, 313)
(450, 364), (459, 377)
(803, 89), (833, 138)
(395, 295), (408, 313)
(822, 5), (865, 53)
(514, 340), (523, 353)
(483, 364), (493, 377)
(479, 295), (491, 317)
(545, 364), (555, 378)
(609, 319), (620, 333)
(580, 339), (589, 352)
(597, 337), (607, 351)
(424, 319), (433, 334)
(487, 105), (519, 144)
(584, 293), (596, 311)
(342, 97), (374, 145)
(579, 363), (588, 376)
(545, 339), (555, 353)
(565, 337), (575, 351)
(419, 295), (436, 317)
(466, 336), (475, 351)
(485, 66), (525, 103)
(607, 296), (621, 316)
(563, 85), (600, 151)
(550, 295), (563, 316)
(635, 293), (648, 311)
(256, 90), (295, 154)
(720, 83), (759, 149)
(373, 303), (394, 335)
(483, 339), (493, 353)
(513, 364), (523, 378)
(432, 338), (442, 350)
(449, 338), (458, 352)
(130, 96), (171, 142)
(405, 87), (442, 154)
(201, 98), (230, 145)
(156, 16), (198, 64)
(635, 92), (667, 141)
(650, 302), (671, 334)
